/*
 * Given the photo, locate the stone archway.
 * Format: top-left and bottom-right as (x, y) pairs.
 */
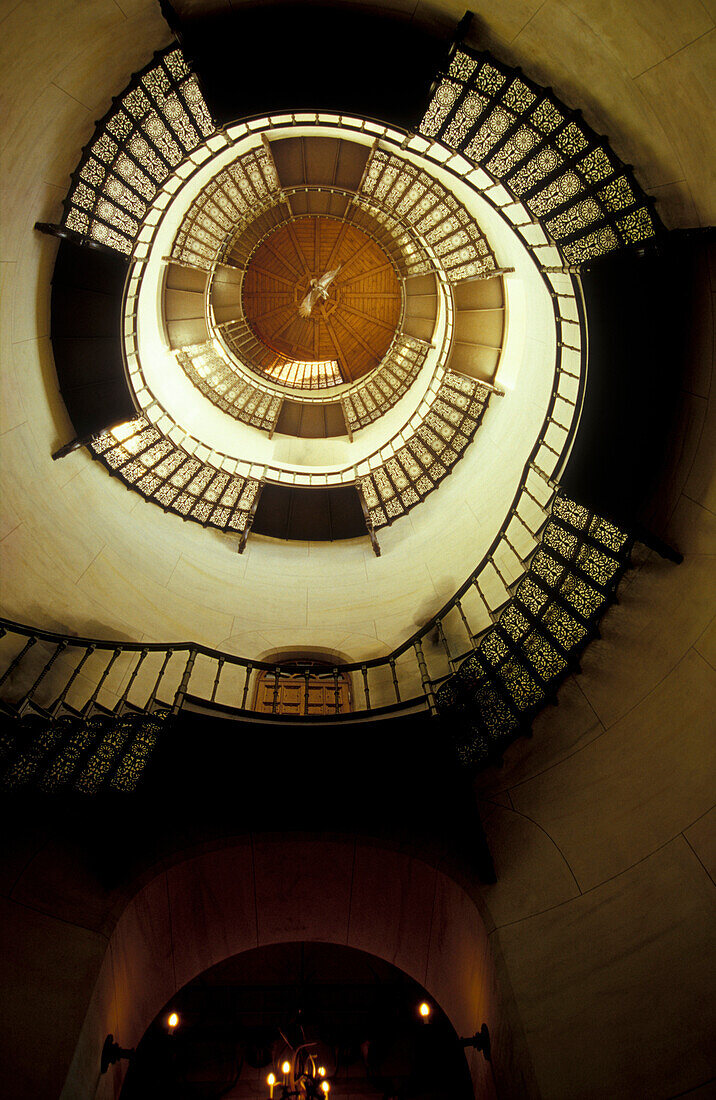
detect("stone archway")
(61, 838), (501, 1099)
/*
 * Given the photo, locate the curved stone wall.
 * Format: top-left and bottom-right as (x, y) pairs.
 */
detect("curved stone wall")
(0, 3), (713, 1100)
(60, 840), (502, 1100)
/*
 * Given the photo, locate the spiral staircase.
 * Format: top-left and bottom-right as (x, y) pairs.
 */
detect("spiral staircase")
(0, 8), (677, 796)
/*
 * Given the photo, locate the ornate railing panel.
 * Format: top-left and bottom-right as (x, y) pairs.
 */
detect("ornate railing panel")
(358, 147), (498, 280)
(170, 145), (281, 269)
(89, 417), (262, 533)
(436, 496), (631, 765)
(420, 47), (660, 265)
(359, 372), (489, 527)
(341, 334), (430, 432)
(62, 47), (215, 255)
(175, 343), (284, 430)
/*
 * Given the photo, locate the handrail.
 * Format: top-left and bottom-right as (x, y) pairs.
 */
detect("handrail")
(118, 113), (581, 491)
(55, 110), (585, 707)
(0, 482), (631, 737)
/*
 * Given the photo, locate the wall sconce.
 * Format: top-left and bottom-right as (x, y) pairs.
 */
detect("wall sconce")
(459, 1023), (491, 1061)
(101, 1034), (135, 1074)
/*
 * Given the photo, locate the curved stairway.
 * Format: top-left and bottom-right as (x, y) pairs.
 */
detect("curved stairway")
(20, 5), (654, 795)
(0, 492), (631, 792)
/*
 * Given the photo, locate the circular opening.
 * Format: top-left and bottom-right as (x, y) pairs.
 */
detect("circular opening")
(242, 216), (402, 386)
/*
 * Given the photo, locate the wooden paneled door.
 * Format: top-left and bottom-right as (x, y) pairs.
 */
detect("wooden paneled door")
(254, 665), (351, 715)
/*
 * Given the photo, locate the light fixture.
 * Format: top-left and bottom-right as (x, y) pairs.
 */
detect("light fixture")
(167, 1011), (179, 1029)
(100, 1034), (134, 1074)
(459, 1023), (491, 1061)
(418, 1001), (432, 1021)
(264, 1046), (333, 1099)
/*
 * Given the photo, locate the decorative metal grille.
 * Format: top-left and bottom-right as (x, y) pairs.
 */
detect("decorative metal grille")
(174, 333), (428, 436)
(88, 416), (261, 533)
(359, 371), (490, 528)
(341, 335), (430, 431)
(419, 48), (660, 265)
(436, 495), (631, 764)
(0, 709), (170, 793)
(175, 343), (283, 430)
(357, 148), (498, 280)
(265, 360), (343, 388)
(217, 316), (346, 391)
(171, 146), (282, 269)
(62, 47), (215, 255)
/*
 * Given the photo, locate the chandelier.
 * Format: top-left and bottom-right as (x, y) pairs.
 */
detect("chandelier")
(264, 1044), (331, 1098)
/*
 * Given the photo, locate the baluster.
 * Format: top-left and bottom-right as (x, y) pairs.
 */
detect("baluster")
(332, 668), (341, 714)
(455, 598), (476, 648)
(413, 640), (436, 714)
(172, 648), (196, 714)
(473, 576), (497, 624)
(241, 662), (253, 709)
(303, 668), (311, 716)
(542, 264), (579, 274)
(436, 620), (455, 671)
(0, 635), (37, 690)
(511, 504), (538, 540)
(211, 657), (225, 704)
(523, 480), (551, 512)
(82, 647), (121, 715)
(51, 644), (96, 714)
(271, 667), (280, 714)
(361, 665), (371, 710)
(529, 458), (558, 489)
(118, 649), (148, 714)
(389, 657), (401, 703)
(539, 438), (560, 458)
(19, 640), (68, 712)
(491, 553), (512, 596)
(503, 530), (527, 569)
(146, 649), (173, 711)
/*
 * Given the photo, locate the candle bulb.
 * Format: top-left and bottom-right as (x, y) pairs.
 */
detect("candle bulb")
(281, 1060), (291, 1083)
(267, 1071), (276, 1098)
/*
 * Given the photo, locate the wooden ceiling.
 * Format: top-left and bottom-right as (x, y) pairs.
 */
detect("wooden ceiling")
(242, 216), (402, 384)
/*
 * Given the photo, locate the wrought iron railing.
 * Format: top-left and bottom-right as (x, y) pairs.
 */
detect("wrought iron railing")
(115, 117), (582, 539)
(61, 46), (215, 254)
(419, 45), (662, 265)
(0, 493), (630, 793)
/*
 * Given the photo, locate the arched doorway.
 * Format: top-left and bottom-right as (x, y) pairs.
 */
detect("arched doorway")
(118, 942), (475, 1098)
(62, 839), (500, 1100)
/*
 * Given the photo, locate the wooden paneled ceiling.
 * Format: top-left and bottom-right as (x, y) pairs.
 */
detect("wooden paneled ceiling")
(242, 216), (402, 384)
